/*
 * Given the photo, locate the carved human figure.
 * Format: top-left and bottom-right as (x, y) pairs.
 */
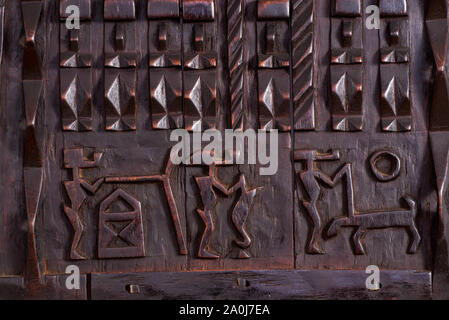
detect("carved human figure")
(195, 164), (232, 259)
(64, 148), (104, 259)
(294, 149), (355, 254)
(228, 174), (258, 259)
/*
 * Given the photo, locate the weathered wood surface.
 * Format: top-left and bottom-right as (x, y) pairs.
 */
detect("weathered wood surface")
(0, 275), (87, 300)
(0, 0), (446, 300)
(91, 270), (431, 300)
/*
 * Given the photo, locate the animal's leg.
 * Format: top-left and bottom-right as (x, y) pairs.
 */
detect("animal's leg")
(352, 227), (367, 255)
(408, 222), (421, 254)
(303, 201), (324, 254)
(196, 209), (219, 259)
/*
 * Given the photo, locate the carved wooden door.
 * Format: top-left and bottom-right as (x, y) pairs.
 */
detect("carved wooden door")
(0, 0), (447, 300)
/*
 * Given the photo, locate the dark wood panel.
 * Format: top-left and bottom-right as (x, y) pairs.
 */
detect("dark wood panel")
(0, 275), (87, 300)
(0, 0), (445, 299)
(91, 270), (431, 300)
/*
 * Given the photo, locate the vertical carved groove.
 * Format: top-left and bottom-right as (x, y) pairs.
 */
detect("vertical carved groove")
(291, 0), (315, 130)
(21, 0), (44, 286)
(228, 0), (244, 130)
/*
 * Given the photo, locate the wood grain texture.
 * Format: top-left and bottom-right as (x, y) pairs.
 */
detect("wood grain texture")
(0, 0), (445, 300)
(0, 275), (87, 300)
(91, 270), (431, 300)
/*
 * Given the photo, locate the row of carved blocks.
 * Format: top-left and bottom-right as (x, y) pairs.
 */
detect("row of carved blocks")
(331, 0), (411, 132)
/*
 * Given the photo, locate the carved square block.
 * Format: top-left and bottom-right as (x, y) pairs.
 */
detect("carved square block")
(104, 0), (136, 20)
(104, 21), (137, 68)
(150, 69), (183, 129)
(334, 0), (361, 17)
(331, 18), (363, 64)
(149, 20), (181, 68)
(257, 0), (290, 19)
(330, 65), (363, 131)
(183, 22), (216, 70)
(60, 68), (92, 131)
(60, 22), (91, 67)
(257, 20), (290, 68)
(104, 69), (136, 131)
(379, 0), (408, 17)
(148, 0), (180, 18)
(258, 69), (291, 131)
(380, 19), (409, 63)
(380, 64), (411, 131)
(184, 71), (217, 131)
(183, 0), (215, 21)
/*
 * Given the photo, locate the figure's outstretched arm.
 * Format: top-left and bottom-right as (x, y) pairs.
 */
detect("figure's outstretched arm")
(212, 177), (232, 195)
(80, 177), (104, 194)
(314, 163), (355, 217)
(314, 163), (352, 187)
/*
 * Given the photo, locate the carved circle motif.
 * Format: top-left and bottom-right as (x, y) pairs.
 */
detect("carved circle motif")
(370, 151), (401, 182)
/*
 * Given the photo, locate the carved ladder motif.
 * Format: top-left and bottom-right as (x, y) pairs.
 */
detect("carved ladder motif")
(331, 0), (363, 131)
(379, 0), (411, 131)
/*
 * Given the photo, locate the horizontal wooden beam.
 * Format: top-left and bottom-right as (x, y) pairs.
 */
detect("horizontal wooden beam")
(91, 270), (431, 300)
(0, 275), (87, 299)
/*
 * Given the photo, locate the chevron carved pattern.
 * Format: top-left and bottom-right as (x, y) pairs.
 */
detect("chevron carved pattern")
(228, 0), (244, 130)
(292, 0), (314, 130)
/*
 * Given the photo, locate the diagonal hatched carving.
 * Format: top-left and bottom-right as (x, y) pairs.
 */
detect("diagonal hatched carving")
(291, 0), (315, 130)
(228, 0), (244, 130)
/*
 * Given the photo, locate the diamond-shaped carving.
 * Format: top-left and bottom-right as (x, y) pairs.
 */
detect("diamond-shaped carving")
(382, 76), (409, 116)
(151, 74), (182, 129)
(259, 74), (290, 131)
(61, 75), (92, 131)
(333, 72), (361, 113)
(105, 73), (136, 131)
(184, 75), (216, 131)
(331, 68), (363, 131)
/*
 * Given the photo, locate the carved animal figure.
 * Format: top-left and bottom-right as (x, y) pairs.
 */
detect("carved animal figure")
(327, 196), (421, 255)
